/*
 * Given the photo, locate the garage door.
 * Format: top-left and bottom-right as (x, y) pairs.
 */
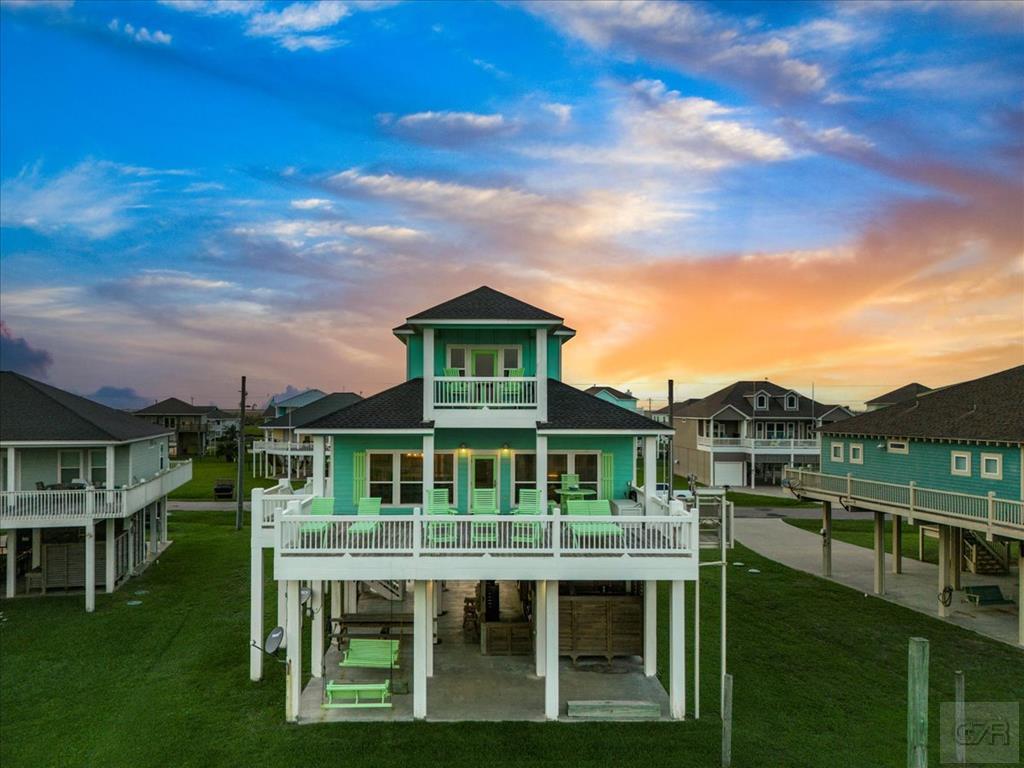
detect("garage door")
(714, 461), (745, 487)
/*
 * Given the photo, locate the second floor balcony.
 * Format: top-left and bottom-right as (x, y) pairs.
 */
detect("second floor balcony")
(697, 436), (819, 451)
(253, 440), (314, 455)
(432, 376), (539, 409)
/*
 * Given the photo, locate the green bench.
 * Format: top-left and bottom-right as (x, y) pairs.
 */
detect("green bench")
(323, 679), (392, 709)
(339, 638), (401, 669)
(300, 497), (335, 533)
(964, 585), (1014, 607)
(565, 499), (624, 542)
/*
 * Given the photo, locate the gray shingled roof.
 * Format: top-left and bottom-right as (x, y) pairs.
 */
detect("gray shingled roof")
(301, 380), (431, 430)
(653, 399), (700, 415)
(1, 372), (171, 443)
(540, 381), (670, 431)
(865, 382), (932, 406)
(263, 392), (363, 429)
(406, 286), (562, 322)
(820, 365), (1024, 443)
(584, 385), (637, 402)
(134, 397), (210, 416)
(674, 380), (848, 420)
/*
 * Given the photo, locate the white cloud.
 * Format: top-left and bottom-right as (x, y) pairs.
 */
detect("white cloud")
(128, 270), (234, 290)
(290, 198), (333, 210)
(184, 181), (227, 193)
(380, 110), (514, 145)
(234, 218), (426, 244)
(247, 1), (349, 36)
(542, 102), (573, 126)
(109, 18), (173, 46)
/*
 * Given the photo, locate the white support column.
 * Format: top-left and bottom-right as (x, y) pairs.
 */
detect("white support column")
(285, 580), (302, 722)
(535, 328), (548, 422)
(250, 538), (265, 681)
(345, 581), (358, 613)
(426, 580), (435, 677)
(104, 518), (116, 593)
(5, 532), (15, 598)
(873, 511), (885, 595)
(892, 515), (903, 574)
(160, 498), (168, 543)
(311, 580), (324, 679)
(106, 444), (115, 494)
(544, 580), (559, 720)
(277, 579), (288, 647)
(330, 580), (342, 624)
(536, 434), (548, 510)
(535, 580), (547, 677)
(5, 447), (15, 518)
(414, 580), (428, 719)
(31, 528), (41, 569)
(312, 436), (326, 498)
(423, 434), (434, 496)
(127, 513), (136, 574)
(149, 503), (158, 561)
(85, 523), (96, 613)
(643, 436), (658, 514)
(644, 580), (657, 677)
(670, 579), (686, 719)
(423, 328), (435, 420)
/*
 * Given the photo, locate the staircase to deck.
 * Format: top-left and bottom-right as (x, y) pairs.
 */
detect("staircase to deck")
(962, 531), (1010, 575)
(362, 580), (404, 601)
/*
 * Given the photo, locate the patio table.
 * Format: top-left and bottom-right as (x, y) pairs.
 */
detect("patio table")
(553, 487), (597, 503)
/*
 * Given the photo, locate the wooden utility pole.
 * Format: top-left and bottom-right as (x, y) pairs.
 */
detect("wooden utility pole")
(907, 637), (929, 768)
(667, 379), (674, 491)
(236, 375), (247, 531)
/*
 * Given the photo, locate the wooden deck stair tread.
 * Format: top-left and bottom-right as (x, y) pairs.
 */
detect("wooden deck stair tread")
(566, 700), (661, 720)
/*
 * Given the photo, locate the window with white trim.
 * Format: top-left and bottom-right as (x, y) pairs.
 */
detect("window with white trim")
(446, 348), (466, 376)
(513, 453), (536, 504)
(785, 394), (797, 410)
(830, 442), (844, 462)
(89, 449), (107, 487)
(434, 453), (456, 505)
(445, 345), (522, 377)
(950, 451), (971, 477)
(755, 393), (769, 410)
(849, 444), (863, 464)
(512, 451), (600, 504)
(887, 440), (909, 454)
(58, 450), (82, 485)
(980, 453), (1002, 480)
(158, 441), (166, 471)
(367, 451), (455, 506)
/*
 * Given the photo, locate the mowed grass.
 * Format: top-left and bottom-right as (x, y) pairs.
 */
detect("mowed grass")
(170, 455), (281, 500)
(786, 517), (941, 564)
(2, 512), (1022, 768)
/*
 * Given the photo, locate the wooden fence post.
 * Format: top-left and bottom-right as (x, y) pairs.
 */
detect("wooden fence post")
(721, 673), (733, 768)
(907, 637), (929, 768)
(954, 669), (966, 765)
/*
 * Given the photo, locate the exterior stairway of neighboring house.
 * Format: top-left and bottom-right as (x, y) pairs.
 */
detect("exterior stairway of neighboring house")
(962, 531), (1010, 575)
(362, 580), (404, 601)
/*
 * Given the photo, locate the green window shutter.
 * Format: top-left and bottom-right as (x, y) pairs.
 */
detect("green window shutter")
(601, 453), (614, 500)
(352, 451), (365, 505)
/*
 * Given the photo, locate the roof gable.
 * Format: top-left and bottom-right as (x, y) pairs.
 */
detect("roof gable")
(1, 372), (171, 443)
(584, 385), (637, 401)
(865, 382), (932, 405)
(263, 392), (363, 429)
(406, 286), (562, 323)
(300, 380), (430, 431)
(541, 381), (669, 431)
(275, 389), (327, 408)
(134, 397), (209, 416)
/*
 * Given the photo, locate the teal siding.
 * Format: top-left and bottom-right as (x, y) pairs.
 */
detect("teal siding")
(547, 335), (562, 380)
(548, 435), (636, 500)
(331, 435), (423, 514)
(434, 328), (538, 376)
(593, 390), (638, 411)
(406, 336), (423, 379)
(821, 436), (1022, 500)
(437, 428), (534, 512)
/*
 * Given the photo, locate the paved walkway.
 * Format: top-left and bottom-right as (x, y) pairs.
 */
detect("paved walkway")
(736, 518), (1022, 648)
(168, 501), (250, 511)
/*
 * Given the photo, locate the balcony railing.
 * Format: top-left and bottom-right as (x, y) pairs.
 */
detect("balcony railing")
(253, 441), (314, 454)
(0, 460), (192, 525)
(433, 376), (538, 409)
(697, 436), (819, 450)
(783, 467), (1024, 533)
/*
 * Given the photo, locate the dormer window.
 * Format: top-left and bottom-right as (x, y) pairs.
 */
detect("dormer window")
(785, 393), (797, 411)
(755, 393), (769, 410)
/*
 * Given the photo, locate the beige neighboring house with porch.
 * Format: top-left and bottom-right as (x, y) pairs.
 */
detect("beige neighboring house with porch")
(1, 372), (192, 611)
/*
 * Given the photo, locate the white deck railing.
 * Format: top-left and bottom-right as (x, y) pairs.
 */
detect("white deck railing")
(433, 376), (538, 409)
(784, 467), (1023, 532)
(0, 460), (192, 525)
(276, 510), (694, 558)
(698, 436), (819, 450)
(253, 440), (314, 453)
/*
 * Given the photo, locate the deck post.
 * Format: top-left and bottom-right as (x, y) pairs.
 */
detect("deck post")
(544, 579), (559, 720)
(952, 529), (962, 590)
(105, 518), (116, 593)
(31, 528), (41, 569)
(873, 511), (885, 595)
(423, 328), (434, 420)
(937, 525), (950, 618)
(822, 501), (832, 577)
(330, 580), (342, 625)
(535, 580), (546, 677)
(149, 503), (158, 561)
(127, 513), (136, 574)
(643, 580), (657, 676)
(892, 515), (903, 574)
(312, 436), (325, 497)
(643, 436), (657, 514)
(670, 579), (686, 719)
(277, 579), (287, 648)
(422, 434), (434, 496)
(536, 434), (548, 509)
(85, 522), (96, 612)
(250, 532), (264, 681)
(285, 580), (302, 722)
(907, 637), (929, 768)
(310, 580), (324, 678)
(535, 328), (548, 422)
(5, 531), (15, 597)
(5, 447), (15, 513)
(413, 580), (428, 719)
(160, 497), (168, 543)
(426, 580), (435, 677)
(345, 581), (357, 613)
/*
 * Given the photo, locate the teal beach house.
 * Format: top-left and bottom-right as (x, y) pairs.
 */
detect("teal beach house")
(249, 287), (712, 724)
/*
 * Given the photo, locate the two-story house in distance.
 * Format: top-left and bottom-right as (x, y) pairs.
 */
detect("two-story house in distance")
(133, 397), (211, 457)
(250, 287), (709, 724)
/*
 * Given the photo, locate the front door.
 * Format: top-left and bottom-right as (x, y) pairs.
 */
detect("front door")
(471, 350), (498, 377)
(472, 456), (498, 492)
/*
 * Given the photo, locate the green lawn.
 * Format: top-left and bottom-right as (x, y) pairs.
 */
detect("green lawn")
(169, 455), (282, 500)
(636, 463), (814, 508)
(785, 517), (941, 564)
(3, 512), (1021, 767)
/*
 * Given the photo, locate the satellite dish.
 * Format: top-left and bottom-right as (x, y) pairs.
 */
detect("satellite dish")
(299, 587), (312, 605)
(264, 626), (285, 655)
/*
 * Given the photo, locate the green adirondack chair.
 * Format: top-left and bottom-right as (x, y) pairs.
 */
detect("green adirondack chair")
(565, 499), (624, 543)
(502, 367), (526, 402)
(348, 497), (382, 536)
(443, 367), (468, 403)
(301, 497), (334, 533)
(470, 488), (499, 545)
(425, 488), (458, 546)
(511, 488), (544, 546)
(561, 473), (580, 490)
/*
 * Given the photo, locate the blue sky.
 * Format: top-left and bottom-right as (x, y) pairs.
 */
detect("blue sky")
(1, 0), (1022, 408)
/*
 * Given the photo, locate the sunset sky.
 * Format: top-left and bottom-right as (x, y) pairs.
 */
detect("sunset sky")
(1, 0), (1022, 410)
